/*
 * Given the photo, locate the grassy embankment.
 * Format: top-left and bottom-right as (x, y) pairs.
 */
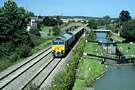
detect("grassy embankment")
(117, 43), (135, 59)
(109, 32), (134, 59)
(73, 42), (106, 90)
(110, 33), (125, 42)
(30, 26), (53, 54)
(0, 26), (52, 72)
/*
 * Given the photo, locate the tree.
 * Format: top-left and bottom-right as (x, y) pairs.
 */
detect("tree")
(52, 26), (61, 36)
(0, 0), (33, 57)
(117, 10), (132, 36)
(119, 10), (131, 23)
(120, 20), (135, 42)
(43, 16), (63, 26)
(43, 16), (57, 26)
(87, 19), (98, 29)
(102, 15), (111, 25)
(86, 30), (96, 41)
(56, 16), (63, 25)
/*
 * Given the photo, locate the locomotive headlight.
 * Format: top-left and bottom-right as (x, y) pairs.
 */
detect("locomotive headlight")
(61, 47), (64, 50)
(52, 47), (55, 50)
(61, 47), (65, 51)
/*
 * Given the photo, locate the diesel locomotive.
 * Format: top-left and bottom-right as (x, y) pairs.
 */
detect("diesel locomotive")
(51, 27), (84, 58)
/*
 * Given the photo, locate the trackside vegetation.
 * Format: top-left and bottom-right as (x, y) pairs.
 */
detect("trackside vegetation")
(49, 37), (86, 90)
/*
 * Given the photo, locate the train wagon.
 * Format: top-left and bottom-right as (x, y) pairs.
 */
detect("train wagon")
(51, 27), (84, 58)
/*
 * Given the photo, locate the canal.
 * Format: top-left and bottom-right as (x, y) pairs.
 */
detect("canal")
(93, 32), (135, 90)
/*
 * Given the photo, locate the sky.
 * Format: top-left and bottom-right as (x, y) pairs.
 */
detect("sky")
(0, 0), (135, 18)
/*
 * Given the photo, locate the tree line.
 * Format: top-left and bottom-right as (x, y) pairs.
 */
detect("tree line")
(87, 10), (135, 42)
(0, 0), (39, 59)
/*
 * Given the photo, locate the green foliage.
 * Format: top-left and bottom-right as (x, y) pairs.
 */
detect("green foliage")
(85, 30), (96, 41)
(0, 0), (33, 54)
(111, 33), (125, 42)
(118, 43), (135, 58)
(0, 42), (15, 57)
(73, 42), (105, 90)
(50, 37), (86, 90)
(30, 40), (51, 55)
(0, 1), (31, 43)
(106, 23), (119, 33)
(29, 29), (41, 37)
(18, 44), (32, 58)
(87, 19), (98, 29)
(119, 10), (131, 23)
(0, 0), (41, 71)
(73, 60), (105, 90)
(84, 42), (102, 55)
(43, 16), (63, 26)
(120, 20), (135, 41)
(52, 26), (62, 36)
(43, 16), (56, 26)
(0, 51), (21, 71)
(98, 16), (111, 25)
(102, 16), (111, 24)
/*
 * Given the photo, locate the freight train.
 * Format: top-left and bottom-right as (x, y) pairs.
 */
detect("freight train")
(51, 27), (84, 58)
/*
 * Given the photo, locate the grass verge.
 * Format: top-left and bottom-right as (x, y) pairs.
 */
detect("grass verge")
(73, 42), (106, 90)
(111, 33), (125, 42)
(117, 43), (135, 58)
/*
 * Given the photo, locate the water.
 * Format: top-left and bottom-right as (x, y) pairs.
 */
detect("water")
(93, 32), (135, 90)
(96, 32), (107, 42)
(93, 65), (135, 90)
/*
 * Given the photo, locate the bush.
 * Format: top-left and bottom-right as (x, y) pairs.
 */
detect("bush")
(0, 42), (15, 57)
(0, 51), (21, 71)
(17, 44), (32, 58)
(85, 30), (96, 41)
(30, 34), (47, 46)
(29, 29), (41, 37)
(30, 40), (51, 55)
(9, 53), (20, 62)
(52, 26), (62, 36)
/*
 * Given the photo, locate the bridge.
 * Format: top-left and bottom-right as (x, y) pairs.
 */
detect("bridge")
(88, 40), (117, 46)
(93, 29), (111, 32)
(83, 52), (135, 64)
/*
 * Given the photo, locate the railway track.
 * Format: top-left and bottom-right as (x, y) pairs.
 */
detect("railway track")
(23, 58), (62, 90)
(0, 47), (53, 90)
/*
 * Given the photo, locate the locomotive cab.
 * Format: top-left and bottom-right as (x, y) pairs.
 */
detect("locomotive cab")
(52, 38), (65, 58)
